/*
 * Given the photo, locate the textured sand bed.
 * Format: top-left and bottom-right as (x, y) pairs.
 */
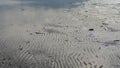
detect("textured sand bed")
(0, 0), (120, 68)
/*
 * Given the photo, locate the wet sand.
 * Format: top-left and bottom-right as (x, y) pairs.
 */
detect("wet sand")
(0, 0), (120, 68)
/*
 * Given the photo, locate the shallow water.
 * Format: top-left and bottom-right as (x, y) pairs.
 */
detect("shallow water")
(0, 0), (120, 68)
(0, 0), (86, 9)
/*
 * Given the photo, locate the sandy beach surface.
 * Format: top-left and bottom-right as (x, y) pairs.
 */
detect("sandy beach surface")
(0, 0), (120, 68)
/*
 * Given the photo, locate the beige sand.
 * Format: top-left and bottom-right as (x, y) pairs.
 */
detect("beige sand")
(0, 0), (120, 68)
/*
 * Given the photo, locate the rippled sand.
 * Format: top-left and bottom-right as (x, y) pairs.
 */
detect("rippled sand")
(0, 0), (120, 68)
